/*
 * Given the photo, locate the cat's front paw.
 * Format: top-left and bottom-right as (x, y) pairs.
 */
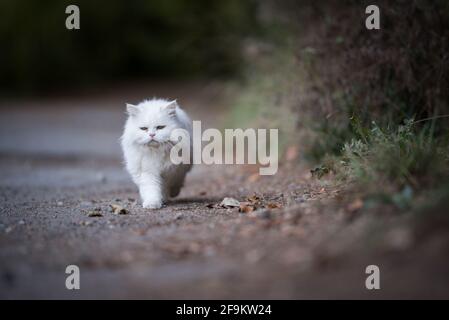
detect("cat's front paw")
(142, 199), (163, 209)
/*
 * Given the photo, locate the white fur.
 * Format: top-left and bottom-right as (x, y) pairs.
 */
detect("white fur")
(121, 98), (192, 209)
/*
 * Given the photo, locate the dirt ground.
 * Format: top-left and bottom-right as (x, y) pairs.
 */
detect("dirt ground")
(1, 82), (448, 299)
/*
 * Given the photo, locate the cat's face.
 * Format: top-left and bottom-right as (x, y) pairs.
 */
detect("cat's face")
(125, 100), (179, 147)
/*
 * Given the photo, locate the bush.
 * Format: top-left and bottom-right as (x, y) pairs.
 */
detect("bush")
(228, 1), (449, 201)
(341, 119), (448, 188)
(290, 0), (449, 156)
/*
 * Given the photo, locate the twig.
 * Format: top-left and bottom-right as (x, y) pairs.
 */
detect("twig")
(412, 114), (449, 124)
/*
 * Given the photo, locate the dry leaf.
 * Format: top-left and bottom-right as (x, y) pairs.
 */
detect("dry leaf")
(239, 203), (255, 213)
(110, 204), (129, 215)
(87, 211), (103, 217)
(267, 202), (282, 209)
(244, 195), (263, 210)
(347, 198), (363, 212)
(220, 197), (240, 208)
(247, 194), (261, 201)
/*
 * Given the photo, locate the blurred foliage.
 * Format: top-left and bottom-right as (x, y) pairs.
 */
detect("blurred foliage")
(340, 119), (448, 188)
(289, 0), (449, 204)
(0, 0), (258, 94)
(288, 0), (449, 161)
(226, 0), (449, 208)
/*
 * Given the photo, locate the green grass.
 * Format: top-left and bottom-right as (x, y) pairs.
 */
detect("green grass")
(341, 119), (448, 186)
(320, 117), (449, 211)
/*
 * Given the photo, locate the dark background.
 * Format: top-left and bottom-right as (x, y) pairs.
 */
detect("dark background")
(0, 0), (257, 95)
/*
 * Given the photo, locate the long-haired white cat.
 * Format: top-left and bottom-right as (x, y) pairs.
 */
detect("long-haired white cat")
(121, 99), (192, 209)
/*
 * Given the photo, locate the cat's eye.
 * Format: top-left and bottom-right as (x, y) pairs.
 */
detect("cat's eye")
(139, 127), (148, 131)
(156, 125), (166, 130)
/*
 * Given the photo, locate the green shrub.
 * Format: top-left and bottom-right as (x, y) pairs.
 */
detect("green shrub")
(341, 119), (448, 188)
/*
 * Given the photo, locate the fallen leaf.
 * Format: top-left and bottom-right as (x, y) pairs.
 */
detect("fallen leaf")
(239, 203), (255, 213)
(87, 207), (103, 217)
(246, 194), (263, 208)
(110, 204), (129, 215)
(87, 210), (103, 217)
(247, 194), (261, 202)
(220, 197), (240, 208)
(267, 202), (282, 209)
(347, 198), (364, 212)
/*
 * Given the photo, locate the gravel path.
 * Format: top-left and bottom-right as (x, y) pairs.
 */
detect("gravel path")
(1, 82), (448, 299)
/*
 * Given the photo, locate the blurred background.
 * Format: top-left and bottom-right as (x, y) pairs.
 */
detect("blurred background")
(0, 0), (257, 95)
(0, 0), (260, 158)
(1, 0), (449, 299)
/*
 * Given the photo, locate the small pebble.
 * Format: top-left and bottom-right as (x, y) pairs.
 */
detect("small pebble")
(175, 213), (184, 220)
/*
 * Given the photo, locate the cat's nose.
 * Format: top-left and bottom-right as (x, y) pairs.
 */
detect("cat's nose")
(149, 133), (156, 138)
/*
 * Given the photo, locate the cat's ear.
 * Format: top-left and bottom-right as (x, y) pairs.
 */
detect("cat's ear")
(126, 103), (140, 117)
(164, 100), (178, 117)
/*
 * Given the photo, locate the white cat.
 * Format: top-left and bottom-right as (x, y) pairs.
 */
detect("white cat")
(121, 98), (192, 209)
